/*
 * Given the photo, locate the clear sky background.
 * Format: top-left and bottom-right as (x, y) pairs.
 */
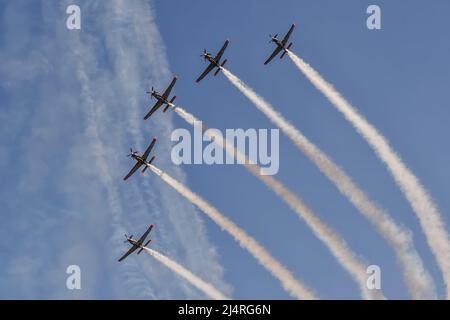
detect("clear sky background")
(1, 0), (450, 299)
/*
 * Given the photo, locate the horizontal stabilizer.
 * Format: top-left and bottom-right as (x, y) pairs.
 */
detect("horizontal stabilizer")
(280, 43), (292, 59)
(137, 239), (152, 254)
(214, 59), (228, 76)
(221, 59), (228, 68)
(164, 96), (176, 112)
(148, 156), (156, 165)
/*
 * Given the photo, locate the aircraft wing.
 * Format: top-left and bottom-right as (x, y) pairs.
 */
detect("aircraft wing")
(142, 138), (156, 161)
(123, 161), (143, 181)
(264, 46), (283, 65)
(137, 224), (154, 245)
(214, 39), (229, 62)
(196, 62), (216, 83)
(118, 245), (139, 262)
(281, 24), (295, 46)
(161, 76), (177, 100)
(143, 100), (164, 120)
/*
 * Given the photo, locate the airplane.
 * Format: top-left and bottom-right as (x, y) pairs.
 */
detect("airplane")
(144, 76), (178, 120)
(123, 138), (157, 181)
(264, 23), (296, 65)
(118, 224), (154, 262)
(196, 39), (229, 83)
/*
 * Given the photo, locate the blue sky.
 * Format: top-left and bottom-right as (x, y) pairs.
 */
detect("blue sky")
(1, 0), (450, 299)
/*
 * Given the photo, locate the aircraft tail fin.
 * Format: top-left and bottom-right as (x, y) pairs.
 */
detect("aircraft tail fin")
(214, 59), (227, 76)
(280, 43), (292, 59)
(163, 96), (176, 112)
(141, 157), (155, 174)
(137, 240), (152, 254)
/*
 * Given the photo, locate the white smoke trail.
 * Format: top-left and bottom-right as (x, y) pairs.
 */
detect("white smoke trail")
(173, 106), (383, 299)
(287, 50), (450, 298)
(147, 164), (317, 300)
(222, 68), (436, 299)
(143, 248), (229, 300)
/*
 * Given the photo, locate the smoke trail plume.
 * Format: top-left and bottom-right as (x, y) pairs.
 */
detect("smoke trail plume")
(221, 68), (436, 299)
(147, 164), (316, 300)
(144, 248), (229, 300)
(287, 50), (449, 298)
(173, 106), (383, 299)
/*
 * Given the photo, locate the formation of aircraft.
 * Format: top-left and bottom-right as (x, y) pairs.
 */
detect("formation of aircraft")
(196, 39), (229, 83)
(120, 24), (295, 262)
(118, 224), (154, 262)
(144, 76), (178, 120)
(264, 23), (296, 65)
(123, 137), (157, 181)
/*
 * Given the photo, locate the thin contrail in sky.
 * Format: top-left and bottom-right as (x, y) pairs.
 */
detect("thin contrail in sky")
(73, 49), (154, 295)
(147, 164), (317, 300)
(173, 105), (384, 299)
(287, 50), (450, 298)
(222, 68), (436, 299)
(144, 248), (229, 300)
(106, 0), (229, 297)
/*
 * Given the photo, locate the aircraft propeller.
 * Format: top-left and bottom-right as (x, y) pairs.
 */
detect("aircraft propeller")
(201, 49), (209, 61)
(146, 87), (157, 99)
(127, 148), (138, 157)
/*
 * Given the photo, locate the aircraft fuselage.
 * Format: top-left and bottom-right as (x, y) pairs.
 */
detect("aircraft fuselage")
(272, 38), (286, 51)
(131, 155), (150, 167)
(205, 55), (220, 67)
(132, 154), (144, 162)
(127, 239), (138, 246)
(152, 92), (169, 104)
